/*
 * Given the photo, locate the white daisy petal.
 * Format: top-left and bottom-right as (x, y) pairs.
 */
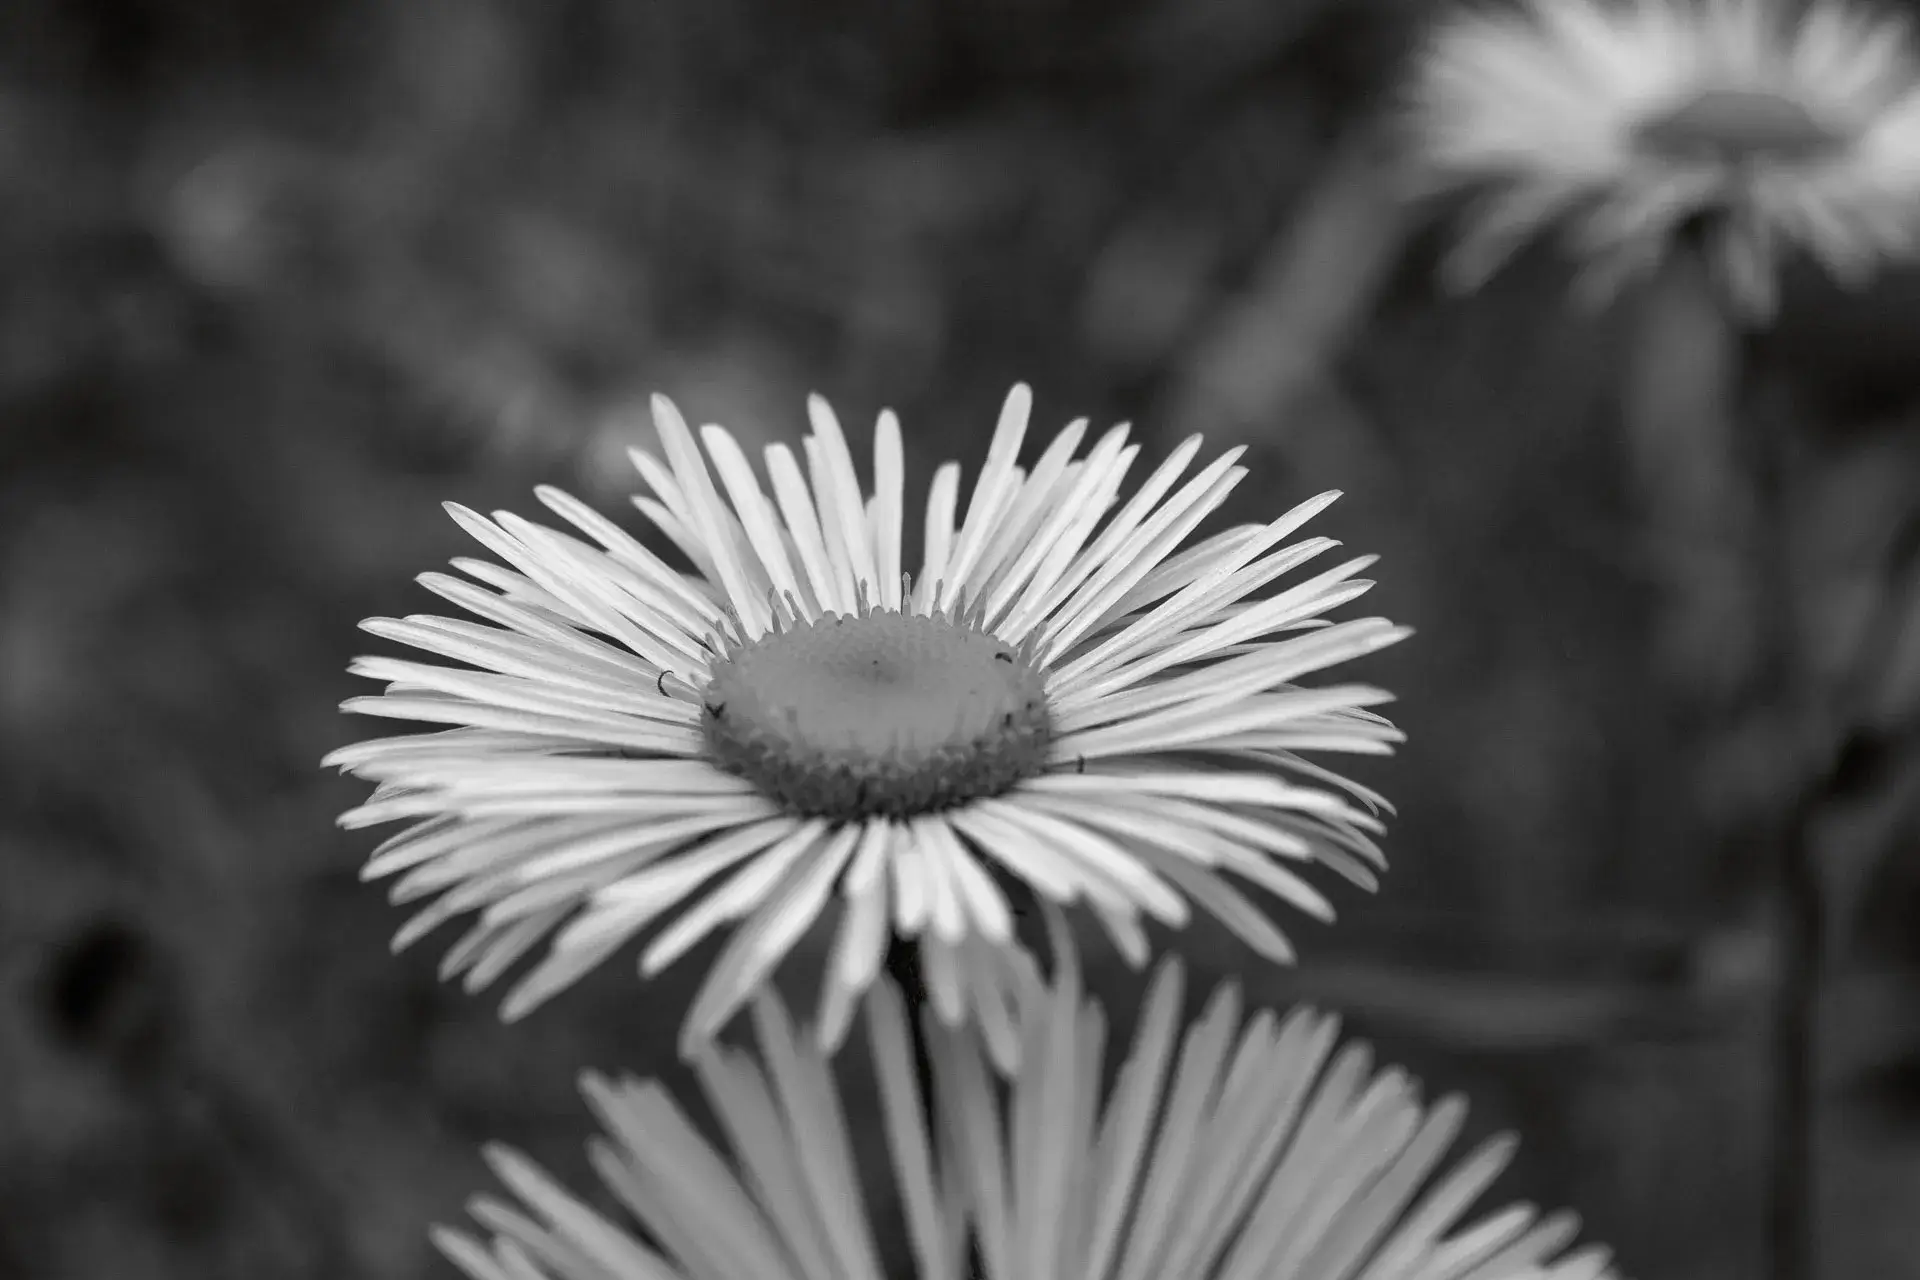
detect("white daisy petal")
(347, 656), (690, 726)
(695, 426), (810, 618)
(1059, 551), (1368, 705)
(639, 819), (831, 978)
(1058, 686), (1400, 765)
(871, 409), (906, 610)
(919, 930), (968, 1026)
(998, 439), (1140, 642)
(909, 815), (973, 944)
(448, 555), (594, 627)
(970, 798), (1188, 926)
(584, 1074), (796, 1277)
(958, 932), (1029, 1076)
(913, 461), (963, 614)
(863, 981), (963, 1280)
(1103, 522), (1264, 617)
(762, 441), (848, 617)
(816, 821), (897, 1051)
(628, 484), (717, 590)
(1041, 450), (1249, 661)
(413, 575), (665, 678)
(939, 384), (1034, 609)
(648, 396), (771, 636)
(757, 997), (894, 1280)
(1053, 562), (1385, 699)
(358, 616), (686, 701)
(984, 422), (1129, 634)
(450, 507), (700, 675)
(944, 802), (1110, 913)
(804, 399), (880, 601)
(687, 1063), (841, 1280)
(924, 819), (1015, 943)
(451, 904), (575, 992)
(1008, 432), (1205, 639)
(974, 418), (1089, 603)
(889, 830), (935, 935)
(1018, 791), (1339, 928)
(679, 824), (863, 1053)
(1061, 489), (1342, 672)
(1086, 897), (1155, 969)
(534, 485), (730, 632)
(333, 700), (683, 758)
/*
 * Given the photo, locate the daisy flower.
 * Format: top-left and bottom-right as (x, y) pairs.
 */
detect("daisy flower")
(431, 916), (1621, 1280)
(326, 385), (1407, 1065)
(1405, 0), (1920, 317)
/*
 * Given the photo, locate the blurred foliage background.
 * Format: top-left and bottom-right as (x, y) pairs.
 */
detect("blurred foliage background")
(3, 0), (1920, 1277)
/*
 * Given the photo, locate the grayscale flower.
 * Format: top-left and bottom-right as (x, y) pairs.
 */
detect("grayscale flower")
(328, 386), (1405, 1064)
(1407, 0), (1920, 316)
(433, 925), (1620, 1280)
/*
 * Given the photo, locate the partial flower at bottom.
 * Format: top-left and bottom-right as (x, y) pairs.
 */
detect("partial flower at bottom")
(327, 385), (1407, 1066)
(433, 937), (1621, 1280)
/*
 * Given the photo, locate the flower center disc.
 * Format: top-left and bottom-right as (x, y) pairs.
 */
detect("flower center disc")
(700, 611), (1053, 821)
(1633, 87), (1848, 166)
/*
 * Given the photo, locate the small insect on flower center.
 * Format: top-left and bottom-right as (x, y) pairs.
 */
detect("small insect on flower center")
(700, 609), (1054, 821)
(1633, 87), (1850, 167)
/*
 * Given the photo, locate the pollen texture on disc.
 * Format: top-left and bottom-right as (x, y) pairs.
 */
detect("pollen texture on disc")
(700, 611), (1053, 821)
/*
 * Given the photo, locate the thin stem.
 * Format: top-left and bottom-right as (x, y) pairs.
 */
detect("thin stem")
(1628, 237), (1818, 1280)
(1769, 786), (1822, 1280)
(884, 931), (990, 1280)
(882, 932), (938, 1121)
(1743, 393), (1820, 1280)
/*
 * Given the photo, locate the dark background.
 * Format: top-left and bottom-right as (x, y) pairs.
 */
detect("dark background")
(4, 0), (1920, 1276)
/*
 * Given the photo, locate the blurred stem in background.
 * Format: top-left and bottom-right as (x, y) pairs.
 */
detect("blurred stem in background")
(1160, 114), (1413, 449)
(1625, 231), (1817, 1280)
(1747, 364), (1823, 1280)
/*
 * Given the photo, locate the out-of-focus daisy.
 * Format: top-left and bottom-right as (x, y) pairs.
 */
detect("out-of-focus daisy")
(433, 921), (1621, 1280)
(430, 989), (958, 1280)
(1406, 0), (1920, 317)
(327, 385), (1406, 1065)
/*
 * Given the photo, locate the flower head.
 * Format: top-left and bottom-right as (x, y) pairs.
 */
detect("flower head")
(1407, 0), (1920, 316)
(327, 386), (1406, 1064)
(432, 923), (1620, 1280)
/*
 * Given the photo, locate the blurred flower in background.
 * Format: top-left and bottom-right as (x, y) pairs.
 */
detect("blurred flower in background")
(327, 385), (1405, 1067)
(1406, 0), (1920, 316)
(434, 930), (1619, 1280)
